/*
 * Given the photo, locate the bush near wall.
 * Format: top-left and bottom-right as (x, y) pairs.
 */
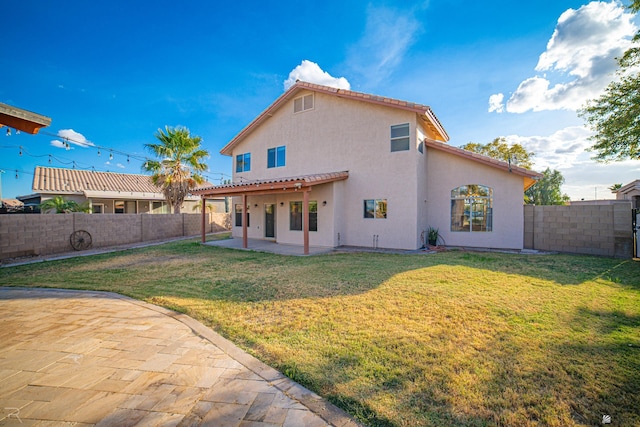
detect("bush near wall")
(0, 213), (230, 260)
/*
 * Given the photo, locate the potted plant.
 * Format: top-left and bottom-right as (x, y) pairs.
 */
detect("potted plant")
(427, 226), (439, 246)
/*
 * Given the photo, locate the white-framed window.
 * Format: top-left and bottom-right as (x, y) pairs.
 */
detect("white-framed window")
(235, 204), (250, 227)
(289, 201), (317, 231)
(236, 153), (251, 173)
(267, 146), (286, 168)
(152, 201), (169, 214)
(92, 203), (104, 214)
(390, 123), (410, 152)
(364, 199), (387, 219)
(294, 94), (314, 113)
(451, 185), (493, 232)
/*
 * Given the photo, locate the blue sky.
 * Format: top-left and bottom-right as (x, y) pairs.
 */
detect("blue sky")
(1, 0), (638, 200)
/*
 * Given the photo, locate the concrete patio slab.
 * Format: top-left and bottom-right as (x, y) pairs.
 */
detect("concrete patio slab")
(0, 287), (362, 426)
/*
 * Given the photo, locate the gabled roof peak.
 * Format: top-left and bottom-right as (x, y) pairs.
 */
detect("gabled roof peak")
(220, 81), (449, 156)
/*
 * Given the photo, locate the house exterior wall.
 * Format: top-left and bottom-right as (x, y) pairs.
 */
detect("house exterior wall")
(425, 148), (526, 250)
(230, 90), (423, 249)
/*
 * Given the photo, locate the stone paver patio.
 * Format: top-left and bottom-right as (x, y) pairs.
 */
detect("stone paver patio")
(0, 287), (360, 426)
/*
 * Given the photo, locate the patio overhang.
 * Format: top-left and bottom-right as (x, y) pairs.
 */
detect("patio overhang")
(193, 171), (349, 254)
(0, 102), (52, 135)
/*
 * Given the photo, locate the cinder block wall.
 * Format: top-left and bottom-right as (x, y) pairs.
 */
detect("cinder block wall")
(0, 213), (230, 260)
(524, 202), (633, 258)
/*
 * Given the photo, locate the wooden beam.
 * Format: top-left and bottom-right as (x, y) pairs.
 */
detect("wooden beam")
(201, 197), (206, 244)
(242, 194), (248, 249)
(303, 189), (309, 255)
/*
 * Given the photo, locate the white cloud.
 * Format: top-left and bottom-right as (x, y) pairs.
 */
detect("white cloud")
(488, 93), (505, 113)
(284, 60), (350, 90)
(491, 1), (637, 114)
(116, 163), (125, 169)
(57, 129), (94, 147)
(504, 125), (639, 200)
(345, 4), (422, 87)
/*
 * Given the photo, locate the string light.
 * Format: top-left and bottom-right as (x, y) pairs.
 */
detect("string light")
(19, 146), (22, 156)
(5, 129), (10, 136)
(109, 150), (113, 160)
(48, 154), (52, 164)
(97, 149), (101, 156)
(15, 169), (18, 179)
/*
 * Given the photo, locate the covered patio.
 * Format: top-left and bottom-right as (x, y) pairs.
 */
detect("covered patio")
(192, 171), (348, 255)
(203, 237), (334, 256)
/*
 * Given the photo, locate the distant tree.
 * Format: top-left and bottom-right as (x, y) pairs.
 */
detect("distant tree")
(39, 196), (90, 214)
(461, 137), (535, 169)
(608, 183), (622, 193)
(143, 126), (209, 214)
(525, 168), (570, 205)
(579, 0), (640, 162)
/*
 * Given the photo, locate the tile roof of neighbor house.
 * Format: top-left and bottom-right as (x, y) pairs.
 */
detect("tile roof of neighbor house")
(192, 171), (349, 196)
(220, 81), (450, 156)
(31, 166), (209, 198)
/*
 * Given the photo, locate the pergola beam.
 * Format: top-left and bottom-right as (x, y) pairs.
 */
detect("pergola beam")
(0, 103), (51, 134)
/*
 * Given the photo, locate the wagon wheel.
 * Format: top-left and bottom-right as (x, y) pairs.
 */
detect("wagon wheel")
(70, 230), (92, 251)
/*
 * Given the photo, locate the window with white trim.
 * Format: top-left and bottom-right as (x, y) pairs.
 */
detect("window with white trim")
(236, 153), (251, 173)
(364, 199), (387, 219)
(451, 185), (493, 232)
(267, 146), (286, 168)
(235, 204), (250, 227)
(294, 94), (314, 113)
(289, 201), (317, 231)
(390, 123), (410, 152)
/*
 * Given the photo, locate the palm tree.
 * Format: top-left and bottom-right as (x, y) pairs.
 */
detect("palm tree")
(39, 196), (90, 214)
(143, 126), (209, 214)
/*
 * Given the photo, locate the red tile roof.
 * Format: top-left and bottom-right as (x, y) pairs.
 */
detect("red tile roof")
(192, 171), (349, 196)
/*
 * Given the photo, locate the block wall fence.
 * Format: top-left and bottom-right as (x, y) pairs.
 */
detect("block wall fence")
(0, 213), (231, 260)
(523, 203), (633, 258)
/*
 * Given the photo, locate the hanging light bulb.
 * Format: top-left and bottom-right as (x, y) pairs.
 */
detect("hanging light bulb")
(97, 149), (101, 157)
(15, 170), (18, 179)
(6, 128), (10, 136)
(127, 155), (130, 163)
(15, 130), (20, 135)
(19, 146), (22, 156)
(109, 150), (113, 160)
(72, 161), (76, 169)
(48, 154), (52, 164)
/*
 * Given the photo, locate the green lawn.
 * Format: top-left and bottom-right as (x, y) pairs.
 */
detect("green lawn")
(1, 238), (639, 427)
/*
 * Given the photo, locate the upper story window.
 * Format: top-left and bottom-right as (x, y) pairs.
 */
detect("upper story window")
(267, 146), (286, 168)
(451, 185), (493, 232)
(236, 153), (251, 173)
(364, 199), (387, 219)
(390, 123), (410, 152)
(294, 94), (314, 113)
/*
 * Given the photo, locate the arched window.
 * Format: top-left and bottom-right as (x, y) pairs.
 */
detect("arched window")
(451, 185), (493, 232)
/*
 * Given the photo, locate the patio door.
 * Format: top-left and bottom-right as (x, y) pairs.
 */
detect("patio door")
(265, 204), (275, 238)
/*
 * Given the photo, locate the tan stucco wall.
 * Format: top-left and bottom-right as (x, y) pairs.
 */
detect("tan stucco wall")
(425, 148), (526, 250)
(231, 90), (423, 249)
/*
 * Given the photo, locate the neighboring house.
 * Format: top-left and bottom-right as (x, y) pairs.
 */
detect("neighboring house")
(193, 81), (541, 252)
(18, 166), (225, 214)
(615, 180), (640, 208)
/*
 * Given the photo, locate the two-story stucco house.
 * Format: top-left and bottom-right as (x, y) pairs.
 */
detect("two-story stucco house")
(194, 81), (541, 253)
